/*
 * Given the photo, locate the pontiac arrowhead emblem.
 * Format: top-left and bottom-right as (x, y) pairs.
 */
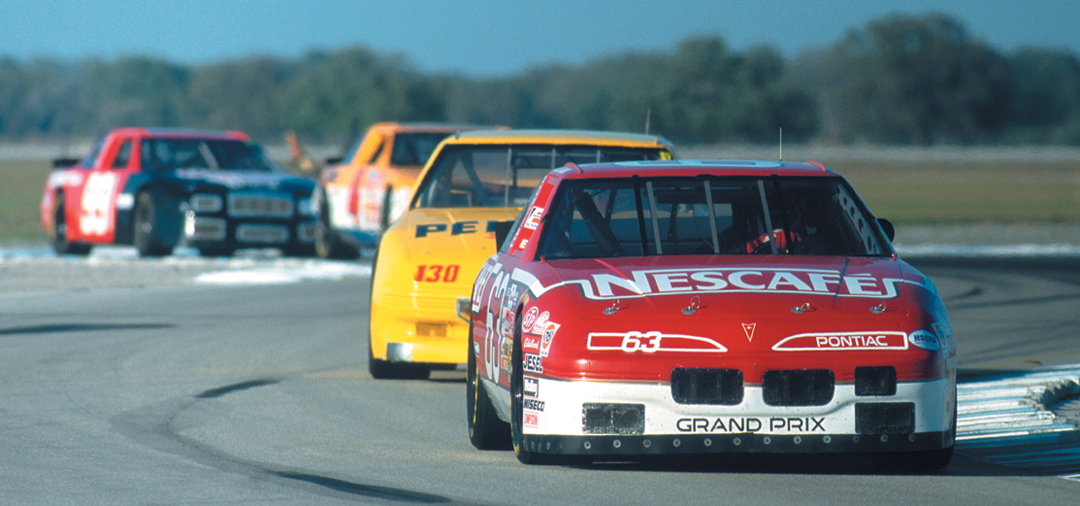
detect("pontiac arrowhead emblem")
(742, 323), (757, 342)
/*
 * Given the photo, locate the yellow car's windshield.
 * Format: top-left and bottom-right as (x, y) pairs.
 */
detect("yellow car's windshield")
(413, 144), (668, 208)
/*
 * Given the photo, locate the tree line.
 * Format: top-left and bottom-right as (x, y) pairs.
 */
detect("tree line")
(2, 13), (1079, 147)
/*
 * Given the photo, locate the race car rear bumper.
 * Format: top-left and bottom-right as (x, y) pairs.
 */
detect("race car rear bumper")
(514, 374), (956, 456)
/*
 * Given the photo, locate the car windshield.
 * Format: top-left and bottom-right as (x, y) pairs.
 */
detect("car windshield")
(140, 138), (279, 172)
(389, 133), (451, 167)
(535, 175), (888, 259)
(413, 145), (668, 209)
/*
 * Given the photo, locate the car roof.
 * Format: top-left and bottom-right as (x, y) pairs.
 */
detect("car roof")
(561, 159), (839, 178)
(442, 129), (674, 149)
(111, 127), (250, 141)
(367, 122), (504, 134)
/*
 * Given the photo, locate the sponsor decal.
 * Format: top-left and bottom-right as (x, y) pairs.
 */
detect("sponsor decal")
(415, 220), (503, 238)
(742, 323), (756, 342)
(522, 267), (910, 301)
(524, 353), (543, 373)
(524, 412), (539, 428)
(676, 417), (826, 433)
(504, 284), (520, 310)
(908, 330), (940, 351)
(415, 223), (447, 238)
(499, 307), (515, 339)
(175, 170), (285, 190)
(524, 377), (539, 397)
(587, 331), (727, 353)
(522, 336), (542, 353)
(540, 323), (559, 357)
(500, 336), (513, 374)
(529, 311), (551, 334)
(523, 399), (546, 411)
(523, 206), (544, 230)
(772, 331), (908, 351)
(522, 306), (539, 330)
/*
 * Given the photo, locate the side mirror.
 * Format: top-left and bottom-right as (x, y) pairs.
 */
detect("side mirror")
(877, 218), (895, 243)
(493, 220), (516, 250)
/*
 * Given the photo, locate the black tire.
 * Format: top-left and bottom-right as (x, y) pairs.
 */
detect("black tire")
(511, 310), (551, 464)
(133, 193), (173, 257)
(314, 195), (359, 260)
(51, 196), (92, 256)
(468, 322), (511, 450)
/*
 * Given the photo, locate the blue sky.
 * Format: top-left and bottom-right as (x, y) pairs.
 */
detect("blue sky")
(5, 0), (1078, 76)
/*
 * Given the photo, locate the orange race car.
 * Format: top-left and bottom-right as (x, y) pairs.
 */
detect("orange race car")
(311, 122), (500, 258)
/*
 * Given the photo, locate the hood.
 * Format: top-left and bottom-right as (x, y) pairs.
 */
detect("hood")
(171, 169), (314, 192)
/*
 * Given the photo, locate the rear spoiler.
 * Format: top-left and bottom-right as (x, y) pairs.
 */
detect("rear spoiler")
(52, 158), (80, 169)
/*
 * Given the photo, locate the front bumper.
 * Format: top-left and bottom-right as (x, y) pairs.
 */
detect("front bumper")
(185, 212), (317, 246)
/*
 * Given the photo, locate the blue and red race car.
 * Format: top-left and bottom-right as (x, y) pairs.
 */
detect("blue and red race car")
(41, 127), (317, 257)
(467, 160), (956, 469)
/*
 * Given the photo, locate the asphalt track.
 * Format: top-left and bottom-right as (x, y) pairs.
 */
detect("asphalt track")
(2, 251), (1080, 505)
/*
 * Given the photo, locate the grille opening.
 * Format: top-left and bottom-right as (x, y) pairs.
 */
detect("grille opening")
(855, 366), (897, 396)
(671, 368), (744, 405)
(856, 402), (915, 434)
(582, 403), (644, 435)
(236, 224), (289, 243)
(228, 193), (294, 218)
(762, 369), (834, 406)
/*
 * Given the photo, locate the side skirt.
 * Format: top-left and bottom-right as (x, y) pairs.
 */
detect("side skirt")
(482, 376), (512, 424)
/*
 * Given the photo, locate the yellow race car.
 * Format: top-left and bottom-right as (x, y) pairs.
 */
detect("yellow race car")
(368, 130), (676, 379)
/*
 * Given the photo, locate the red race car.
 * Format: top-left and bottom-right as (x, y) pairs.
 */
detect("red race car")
(467, 160), (956, 469)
